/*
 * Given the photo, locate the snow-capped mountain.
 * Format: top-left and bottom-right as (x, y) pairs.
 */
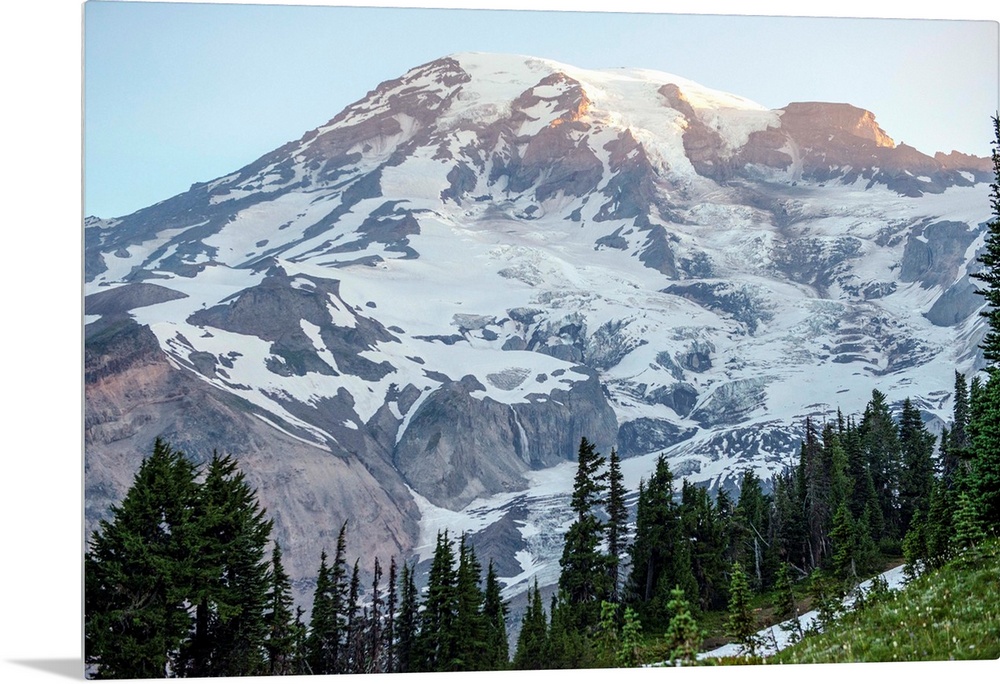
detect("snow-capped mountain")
(84, 52), (993, 604)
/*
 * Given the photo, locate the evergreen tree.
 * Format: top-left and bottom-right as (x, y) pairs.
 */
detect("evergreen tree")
(617, 606), (643, 667)
(626, 455), (693, 628)
(798, 417), (820, 561)
(605, 447), (629, 603)
(453, 535), (487, 670)
(842, 414), (871, 521)
(593, 600), (620, 667)
(663, 586), (702, 666)
(854, 504), (881, 576)
(724, 562), (758, 656)
(384, 558), (398, 673)
(799, 418), (834, 569)
(85, 438), (199, 679)
(361, 556), (384, 674)
(771, 468), (808, 575)
(291, 607), (309, 675)
(85, 439), (279, 679)
(512, 579), (547, 670)
(923, 478), (956, 567)
(828, 502), (857, 583)
(859, 390), (903, 541)
(902, 508), (927, 577)
(417, 531), (459, 671)
(953, 490), (987, 552)
(939, 425), (952, 481)
(330, 524), (350, 671)
(824, 424), (851, 522)
(557, 437), (610, 630)
(946, 372), (972, 483)
(482, 560), (510, 669)
(733, 468), (771, 589)
(306, 522), (349, 674)
(897, 397), (937, 535)
(680, 479), (729, 611)
(178, 453), (273, 677)
(394, 561), (419, 673)
(969, 374), (1000, 531)
(544, 592), (592, 668)
(305, 551), (337, 674)
(344, 559), (362, 672)
(263, 543), (299, 676)
(971, 115), (1000, 365)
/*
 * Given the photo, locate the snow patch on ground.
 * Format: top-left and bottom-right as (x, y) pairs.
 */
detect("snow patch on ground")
(697, 564), (910, 661)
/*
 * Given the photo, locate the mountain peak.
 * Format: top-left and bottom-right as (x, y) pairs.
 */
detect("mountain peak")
(86, 53), (994, 607)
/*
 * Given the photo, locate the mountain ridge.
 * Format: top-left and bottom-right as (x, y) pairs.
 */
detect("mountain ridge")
(84, 51), (993, 607)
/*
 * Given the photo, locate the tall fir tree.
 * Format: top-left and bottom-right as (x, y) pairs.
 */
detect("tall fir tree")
(544, 592), (592, 669)
(394, 561), (419, 673)
(897, 397), (937, 535)
(923, 477), (957, 567)
(86, 439), (282, 679)
(344, 559), (362, 673)
(771, 468), (807, 575)
(946, 372), (973, 483)
(733, 468), (771, 589)
(512, 578), (547, 670)
(453, 535), (487, 670)
(305, 523), (349, 674)
(557, 436), (610, 630)
(306, 551), (335, 674)
(263, 543), (300, 676)
(823, 423), (851, 525)
(384, 557), (398, 673)
(605, 447), (629, 603)
(626, 455), (698, 628)
(859, 389), (903, 541)
(842, 414), (872, 522)
(416, 530), (460, 671)
(85, 438), (200, 679)
(799, 417), (828, 569)
(724, 562), (758, 656)
(971, 114), (1000, 365)
(292, 606), (309, 675)
(680, 479), (729, 612)
(361, 556), (384, 674)
(828, 502), (857, 583)
(854, 504), (882, 576)
(969, 374), (1000, 531)
(953, 490), (987, 551)
(965, 116), (1000, 531)
(178, 453), (273, 678)
(773, 562), (798, 624)
(482, 560), (510, 669)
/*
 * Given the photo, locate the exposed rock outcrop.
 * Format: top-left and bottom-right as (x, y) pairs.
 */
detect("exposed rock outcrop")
(84, 318), (420, 609)
(394, 368), (618, 510)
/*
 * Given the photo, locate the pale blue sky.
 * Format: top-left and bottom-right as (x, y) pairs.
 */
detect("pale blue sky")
(84, 1), (999, 219)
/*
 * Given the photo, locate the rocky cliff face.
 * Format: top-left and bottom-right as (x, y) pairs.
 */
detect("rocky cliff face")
(84, 52), (992, 602)
(84, 317), (421, 606)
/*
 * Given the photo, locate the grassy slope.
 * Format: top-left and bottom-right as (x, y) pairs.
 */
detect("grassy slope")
(768, 540), (1000, 664)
